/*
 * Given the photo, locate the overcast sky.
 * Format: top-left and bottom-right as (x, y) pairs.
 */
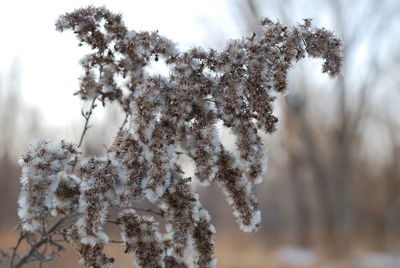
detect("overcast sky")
(0, 0), (242, 127)
(1, 0), (389, 130)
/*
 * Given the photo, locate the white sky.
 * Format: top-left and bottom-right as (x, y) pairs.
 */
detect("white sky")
(0, 0), (240, 127)
(1, 0), (397, 163)
(0, 0), (387, 131)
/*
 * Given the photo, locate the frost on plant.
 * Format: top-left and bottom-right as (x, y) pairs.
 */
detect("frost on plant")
(18, 140), (79, 231)
(14, 6), (342, 268)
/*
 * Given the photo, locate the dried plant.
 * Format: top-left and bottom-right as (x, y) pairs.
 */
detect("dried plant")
(7, 6), (341, 268)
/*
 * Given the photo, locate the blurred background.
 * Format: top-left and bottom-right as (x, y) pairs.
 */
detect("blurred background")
(1, 0), (400, 267)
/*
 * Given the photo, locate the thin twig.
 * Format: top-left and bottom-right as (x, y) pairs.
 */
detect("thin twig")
(109, 240), (123, 244)
(71, 97), (97, 173)
(12, 218), (66, 268)
(10, 234), (24, 268)
(1, 249), (10, 264)
(110, 203), (164, 218)
(38, 241), (48, 268)
(118, 113), (130, 133)
(133, 207), (164, 217)
(202, 98), (216, 102)
(78, 97), (98, 148)
(106, 220), (120, 225)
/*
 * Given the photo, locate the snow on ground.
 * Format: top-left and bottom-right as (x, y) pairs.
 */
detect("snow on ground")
(276, 246), (317, 267)
(275, 246), (400, 268)
(352, 252), (400, 268)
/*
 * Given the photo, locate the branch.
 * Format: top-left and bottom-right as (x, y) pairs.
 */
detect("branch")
(109, 240), (123, 244)
(9, 233), (24, 268)
(109, 205), (165, 220)
(127, 207), (164, 217)
(71, 97), (97, 173)
(118, 113), (130, 133)
(78, 97), (97, 148)
(12, 218), (66, 268)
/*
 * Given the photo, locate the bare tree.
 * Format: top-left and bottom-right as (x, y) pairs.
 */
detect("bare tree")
(230, 0), (400, 256)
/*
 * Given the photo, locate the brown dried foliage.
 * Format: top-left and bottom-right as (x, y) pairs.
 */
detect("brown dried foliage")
(9, 5), (341, 268)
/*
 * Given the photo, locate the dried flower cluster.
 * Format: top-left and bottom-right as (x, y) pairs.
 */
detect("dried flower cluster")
(15, 6), (341, 268)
